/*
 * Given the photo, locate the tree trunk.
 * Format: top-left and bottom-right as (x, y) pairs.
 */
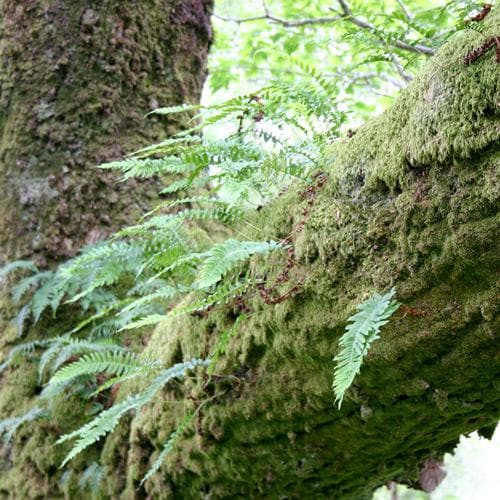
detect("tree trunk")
(98, 12), (498, 499)
(0, 0), (212, 497)
(0, 0), (212, 265)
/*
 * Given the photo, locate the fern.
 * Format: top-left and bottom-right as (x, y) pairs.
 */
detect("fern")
(208, 315), (245, 376)
(197, 239), (281, 289)
(140, 411), (195, 486)
(78, 462), (103, 494)
(0, 407), (46, 443)
(57, 358), (210, 466)
(48, 350), (158, 386)
(333, 288), (400, 408)
(0, 260), (38, 279)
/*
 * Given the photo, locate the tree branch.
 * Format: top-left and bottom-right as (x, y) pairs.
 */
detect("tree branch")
(214, 2), (435, 59)
(213, 12), (342, 28)
(332, 0), (435, 56)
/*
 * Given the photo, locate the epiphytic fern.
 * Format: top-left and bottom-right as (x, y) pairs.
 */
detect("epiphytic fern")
(0, 260), (38, 279)
(48, 350), (159, 386)
(57, 358), (210, 466)
(140, 411), (195, 486)
(0, 406), (47, 443)
(333, 288), (400, 408)
(197, 239), (281, 289)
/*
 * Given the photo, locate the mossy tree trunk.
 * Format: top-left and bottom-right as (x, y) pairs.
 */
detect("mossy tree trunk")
(0, 0), (212, 265)
(95, 13), (497, 500)
(0, 0), (213, 496)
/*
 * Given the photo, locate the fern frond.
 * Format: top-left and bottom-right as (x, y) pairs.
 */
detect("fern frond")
(208, 315), (245, 375)
(333, 288), (400, 408)
(39, 337), (125, 382)
(58, 393), (147, 466)
(11, 271), (53, 304)
(146, 103), (204, 116)
(140, 412), (195, 486)
(78, 462), (103, 493)
(0, 260), (38, 279)
(58, 358), (209, 465)
(98, 156), (196, 180)
(118, 314), (169, 332)
(0, 406), (46, 443)
(120, 286), (178, 314)
(14, 304), (30, 338)
(197, 240), (281, 289)
(49, 350), (154, 386)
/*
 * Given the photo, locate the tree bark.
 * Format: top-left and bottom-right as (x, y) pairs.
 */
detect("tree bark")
(97, 11), (498, 499)
(0, 0), (212, 265)
(0, 0), (212, 497)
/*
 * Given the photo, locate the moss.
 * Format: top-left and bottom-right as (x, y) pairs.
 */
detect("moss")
(97, 12), (500, 499)
(0, 0), (213, 265)
(0, 0), (213, 497)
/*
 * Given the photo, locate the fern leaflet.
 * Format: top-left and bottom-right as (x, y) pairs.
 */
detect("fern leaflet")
(333, 288), (400, 408)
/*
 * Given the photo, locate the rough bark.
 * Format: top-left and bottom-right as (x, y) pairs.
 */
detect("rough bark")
(96, 12), (498, 499)
(0, 0), (212, 497)
(0, 0), (212, 265)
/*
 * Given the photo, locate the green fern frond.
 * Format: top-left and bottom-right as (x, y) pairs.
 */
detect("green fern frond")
(333, 288), (400, 408)
(208, 315), (245, 375)
(0, 406), (46, 443)
(159, 178), (194, 194)
(14, 304), (31, 338)
(38, 337), (124, 382)
(0, 260), (38, 279)
(58, 393), (147, 466)
(146, 103), (204, 116)
(118, 313), (168, 332)
(49, 350), (155, 386)
(78, 462), (103, 493)
(11, 270), (53, 304)
(130, 135), (201, 159)
(197, 239), (281, 289)
(140, 411), (195, 486)
(120, 286), (178, 314)
(99, 156), (196, 180)
(57, 358), (209, 466)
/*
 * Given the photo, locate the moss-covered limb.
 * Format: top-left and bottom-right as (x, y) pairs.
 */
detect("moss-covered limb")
(0, 0), (213, 265)
(99, 12), (499, 499)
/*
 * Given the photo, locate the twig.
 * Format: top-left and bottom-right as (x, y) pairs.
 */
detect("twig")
(214, 1), (434, 58)
(332, 0), (434, 56)
(396, 0), (413, 21)
(213, 12), (342, 28)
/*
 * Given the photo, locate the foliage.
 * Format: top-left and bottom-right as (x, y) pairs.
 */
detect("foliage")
(56, 358), (210, 466)
(333, 288), (400, 407)
(140, 411), (196, 486)
(0, 407), (47, 443)
(210, 0), (485, 119)
(0, 0), (484, 491)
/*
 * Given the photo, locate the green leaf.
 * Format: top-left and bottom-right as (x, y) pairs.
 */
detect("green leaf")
(197, 239), (282, 289)
(333, 288), (400, 408)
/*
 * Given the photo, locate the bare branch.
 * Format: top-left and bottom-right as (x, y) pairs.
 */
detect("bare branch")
(213, 12), (342, 28)
(215, 2), (435, 57)
(333, 0), (434, 56)
(396, 0), (413, 21)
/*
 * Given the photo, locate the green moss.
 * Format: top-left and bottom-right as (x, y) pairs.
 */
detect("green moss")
(2, 7), (498, 499)
(0, 0), (213, 496)
(97, 12), (500, 499)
